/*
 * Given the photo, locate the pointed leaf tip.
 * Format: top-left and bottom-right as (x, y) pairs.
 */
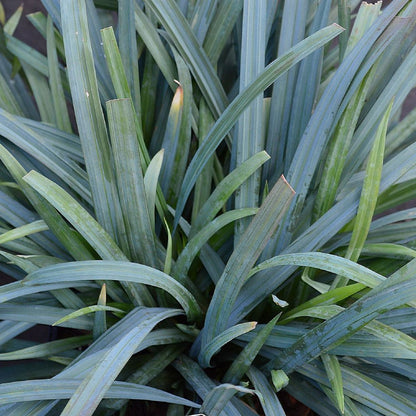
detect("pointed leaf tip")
(280, 174), (295, 194)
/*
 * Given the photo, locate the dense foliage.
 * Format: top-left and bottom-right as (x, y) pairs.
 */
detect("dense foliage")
(0, 0), (416, 414)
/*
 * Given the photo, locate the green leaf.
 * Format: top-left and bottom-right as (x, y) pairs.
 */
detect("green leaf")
(19, 118), (82, 162)
(203, 0), (243, 64)
(270, 369), (289, 392)
(173, 208), (258, 284)
(249, 252), (385, 290)
(191, 151), (270, 236)
(0, 220), (48, 245)
(158, 82), (185, 204)
(23, 170), (126, 262)
(300, 267), (330, 294)
(134, 4), (177, 90)
(23, 170), (155, 304)
(0, 379), (199, 408)
(105, 345), (185, 411)
(199, 322), (257, 368)
(93, 284), (107, 340)
(190, 0), (219, 44)
(0, 234), (45, 256)
(191, 99), (215, 223)
(173, 355), (242, 415)
(0, 303), (93, 330)
(145, 0), (228, 119)
(4, 5), (22, 37)
(344, 1), (382, 56)
(223, 315), (279, 385)
(107, 98), (158, 267)
(200, 177), (294, 356)
(100, 25), (152, 176)
(27, 11), (65, 57)
(288, 304), (416, 356)
(60, 307), (183, 416)
(100, 26), (131, 99)
(200, 384), (254, 416)
(343, 17), (416, 183)
(6, 35), (49, 76)
(263, 0), (309, 181)
(301, 361), (416, 415)
(314, 67), (374, 220)
(271, 0), (408, 253)
(20, 63), (56, 125)
(279, 0), (332, 176)
(61, 308), (188, 373)
(23, 261), (202, 321)
(268, 257), (416, 373)
(333, 99), (393, 288)
(385, 106), (416, 157)
(174, 23), (343, 229)
(61, 0), (121, 238)
(0, 143), (92, 261)
(234, 0), (267, 242)
(46, 15), (72, 133)
(0, 66), (25, 116)
(263, 150), (416, 312)
(163, 218), (173, 276)
(140, 45), (158, 142)
(321, 353), (344, 414)
(0, 250), (85, 311)
(136, 328), (193, 352)
(165, 51), (193, 205)
(337, 0), (350, 62)
(359, 243), (416, 260)
(0, 335), (91, 361)
(52, 305), (124, 327)
(0, 3), (5, 26)
(0, 108), (88, 200)
(0, 280), (96, 305)
(283, 373), (343, 416)
(0, 320), (33, 346)
(0, 401), (59, 416)
(247, 367), (286, 416)
(279, 283), (365, 324)
(126, 345), (184, 386)
(118, 0), (141, 115)
(144, 149), (164, 231)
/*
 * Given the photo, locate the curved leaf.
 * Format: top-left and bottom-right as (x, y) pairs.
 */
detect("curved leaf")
(0, 335), (91, 361)
(200, 177), (294, 356)
(269, 266), (416, 373)
(174, 23), (343, 229)
(0, 379), (198, 408)
(60, 307), (184, 416)
(23, 261), (202, 321)
(247, 367), (286, 416)
(191, 151), (270, 235)
(52, 305), (124, 327)
(173, 208), (258, 282)
(199, 322), (257, 368)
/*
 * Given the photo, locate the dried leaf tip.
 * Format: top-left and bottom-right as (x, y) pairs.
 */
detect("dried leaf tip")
(332, 23), (346, 31)
(172, 81), (184, 108)
(280, 174), (296, 194)
(98, 284), (106, 305)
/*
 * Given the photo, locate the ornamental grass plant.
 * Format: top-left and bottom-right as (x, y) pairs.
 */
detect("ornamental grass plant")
(1, 0), (416, 414)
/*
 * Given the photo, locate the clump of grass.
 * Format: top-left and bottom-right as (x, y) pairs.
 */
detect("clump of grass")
(0, 0), (416, 415)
